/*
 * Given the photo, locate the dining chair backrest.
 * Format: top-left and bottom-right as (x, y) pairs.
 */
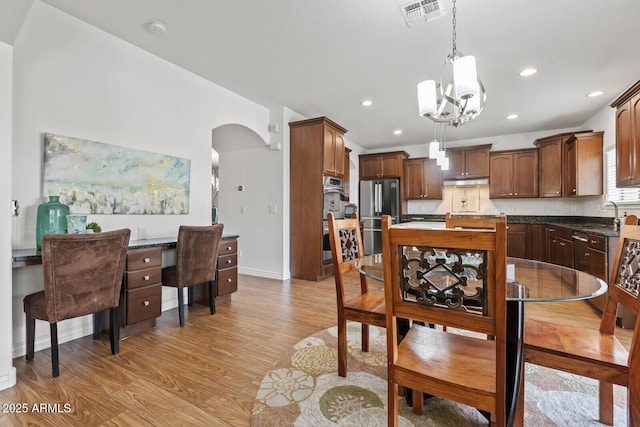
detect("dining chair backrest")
(445, 212), (498, 230)
(174, 224), (224, 287)
(383, 213), (507, 336)
(327, 212), (367, 294)
(41, 228), (131, 322)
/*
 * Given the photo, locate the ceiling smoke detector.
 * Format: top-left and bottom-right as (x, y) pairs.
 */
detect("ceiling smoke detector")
(147, 20), (167, 35)
(400, 0), (445, 26)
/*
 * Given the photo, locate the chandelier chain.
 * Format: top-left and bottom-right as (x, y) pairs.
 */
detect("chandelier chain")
(451, 0), (457, 55)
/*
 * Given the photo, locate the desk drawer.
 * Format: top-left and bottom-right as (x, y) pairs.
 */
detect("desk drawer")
(218, 267), (238, 295)
(127, 248), (162, 270)
(127, 267), (162, 290)
(218, 253), (237, 269)
(219, 240), (237, 256)
(126, 285), (162, 324)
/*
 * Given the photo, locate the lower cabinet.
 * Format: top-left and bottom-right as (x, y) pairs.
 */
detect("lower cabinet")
(122, 247), (163, 326)
(217, 238), (238, 296)
(507, 224), (528, 258)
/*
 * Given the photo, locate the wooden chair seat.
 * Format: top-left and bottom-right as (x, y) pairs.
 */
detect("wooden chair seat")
(396, 324), (498, 411)
(343, 292), (386, 326)
(525, 319), (629, 384)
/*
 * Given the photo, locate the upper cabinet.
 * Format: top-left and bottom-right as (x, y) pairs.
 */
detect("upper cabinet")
(322, 120), (347, 178)
(442, 144), (491, 180)
(359, 151), (409, 179)
(534, 131), (603, 197)
(563, 131), (603, 197)
(489, 149), (538, 198)
(611, 80), (640, 187)
(404, 158), (443, 200)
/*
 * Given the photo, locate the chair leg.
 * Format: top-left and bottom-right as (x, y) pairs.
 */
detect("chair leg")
(598, 381), (614, 425)
(208, 281), (216, 315)
(93, 311), (101, 339)
(187, 287), (194, 307)
(50, 323), (59, 377)
(177, 288), (185, 326)
(109, 307), (120, 355)
(361, 324), (369, 352)
(25, 315), (35, 361)
(388, 380), (399, 427)
(412, 389), (423, 415)
(338, 318), (347, 377)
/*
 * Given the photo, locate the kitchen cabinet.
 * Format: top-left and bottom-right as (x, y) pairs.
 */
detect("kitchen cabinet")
(290, 116), (348, 281)
(122, 247), (162, 326)
(611, 80), (640, 187)
(507, 224), (528, 258)
(216, 238), (238, 296)
(535, 131), (603, 197)
(359, 151), (408, 179)
(489, 149), (538, 198)
(442, 144), (491, 180)
(545, 226), (573, 268)
(563, 131), (604, 196)
(528, 224), (547, 261)
(344, 148), (351, 201)
(403, 157), (442, 200)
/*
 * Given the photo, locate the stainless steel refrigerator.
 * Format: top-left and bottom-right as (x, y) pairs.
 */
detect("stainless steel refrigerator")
(359, 178), (400, 255)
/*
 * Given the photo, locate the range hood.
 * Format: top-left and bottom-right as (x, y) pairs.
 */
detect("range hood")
(443, 178), (489, 186)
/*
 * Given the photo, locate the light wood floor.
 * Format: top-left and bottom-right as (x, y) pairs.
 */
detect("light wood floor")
(0, 272), (633, 426)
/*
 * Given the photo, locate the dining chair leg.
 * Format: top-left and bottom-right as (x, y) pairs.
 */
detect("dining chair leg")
(187, 287), (194, 307)
(50, 323), (59, 377)
(388, 380), (399, 427)
(109, 307), (120, 354)
(177, 288), (185, 327)
(25, 315), (35, 361)
(93, 311), (101, 339)
(412, 389), (423, 415)
(598, 381), (613, 425)
(337, 318), (347, 377)
(208, 281), (216, 315)
(361, 324), (369, 352)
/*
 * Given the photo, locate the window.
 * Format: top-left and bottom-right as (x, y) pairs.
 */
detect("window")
(606, 149), (640, 204)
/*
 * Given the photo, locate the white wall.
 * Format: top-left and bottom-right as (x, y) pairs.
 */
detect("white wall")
(10, 2), (270, 360)
(0, 41), (16, 390)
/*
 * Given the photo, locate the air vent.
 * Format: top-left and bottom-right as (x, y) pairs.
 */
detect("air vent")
(400, 0), (445, 26)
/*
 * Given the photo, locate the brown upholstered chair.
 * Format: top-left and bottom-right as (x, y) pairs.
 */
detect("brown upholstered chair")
(23, 228), (131, 377)
(162, 224), (224, 326)
(327, 212), (386, 377)
(524, 215), (640, 426)
(382, 214), (508, 426)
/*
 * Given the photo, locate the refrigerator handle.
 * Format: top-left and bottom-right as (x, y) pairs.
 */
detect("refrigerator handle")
(376, 183), (381, 214)
(373, 183), (378, 214)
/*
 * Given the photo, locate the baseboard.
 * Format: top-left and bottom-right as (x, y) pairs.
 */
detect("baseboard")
(12, 316), (94, 359)
(0, 366), (16, 391)
(239, 267), (289, 280)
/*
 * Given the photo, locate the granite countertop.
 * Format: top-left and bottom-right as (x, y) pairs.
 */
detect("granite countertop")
(401, 214), (620, 237)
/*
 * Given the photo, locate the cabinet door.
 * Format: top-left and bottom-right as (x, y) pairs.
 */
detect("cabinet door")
(557, 237), (574, 268)
(564, 139), (578, 196)
(323, 126), (344, 178)
(513, 150), (539, 197)
(334, 131), (345, 177)
(423, 158), (443, 199)
(404, 159), (425, 199)
(464, 146), (490, 178)
(507, 224), (527, 258)
(443, 150), (465, 179)
(528, 224), (546, 261)
(360, 156), (382, 179)
(538, 138), (563, 197)
(634, 94), (640, 185)
(616, 101), (633, 186)
(380, 153), (403, 178)
(489, 153), (514, 198)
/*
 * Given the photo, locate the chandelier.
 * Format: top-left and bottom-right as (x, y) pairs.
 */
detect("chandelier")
(417, 0), (486, 128)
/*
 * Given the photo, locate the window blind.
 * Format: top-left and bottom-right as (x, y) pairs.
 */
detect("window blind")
(606, 149), (640, 204)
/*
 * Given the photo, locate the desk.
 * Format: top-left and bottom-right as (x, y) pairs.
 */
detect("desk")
(355, 255), (607, 426)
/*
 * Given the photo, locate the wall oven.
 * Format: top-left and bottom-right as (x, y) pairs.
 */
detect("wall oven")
(322, 176), (346, 263)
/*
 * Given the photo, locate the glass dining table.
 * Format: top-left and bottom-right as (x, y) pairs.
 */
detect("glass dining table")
(354, 254), (607, 427)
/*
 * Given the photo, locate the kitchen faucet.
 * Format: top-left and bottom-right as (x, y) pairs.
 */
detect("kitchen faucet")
(606, 201), (620, 230)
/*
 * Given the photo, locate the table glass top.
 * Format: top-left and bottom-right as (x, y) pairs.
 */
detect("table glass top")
(355, 255), (607, 302)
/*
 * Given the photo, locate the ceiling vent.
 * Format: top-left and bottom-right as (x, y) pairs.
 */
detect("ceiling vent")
(400, 0), (445, 26)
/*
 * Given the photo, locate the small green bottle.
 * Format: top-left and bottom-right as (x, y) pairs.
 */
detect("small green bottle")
(36, 196), (70, 250)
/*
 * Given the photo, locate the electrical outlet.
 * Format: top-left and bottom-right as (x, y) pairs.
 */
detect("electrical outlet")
(507, 205), (515, 212)
(571, 204), (578, 212)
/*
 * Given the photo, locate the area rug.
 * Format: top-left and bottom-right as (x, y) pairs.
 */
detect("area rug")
(250, 323), (628, 426)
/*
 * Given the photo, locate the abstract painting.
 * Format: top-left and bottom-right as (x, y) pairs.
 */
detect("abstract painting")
(43, 133), (190, 214)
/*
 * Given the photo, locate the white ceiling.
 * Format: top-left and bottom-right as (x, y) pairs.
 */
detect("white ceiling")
(3, 0), (640, 150)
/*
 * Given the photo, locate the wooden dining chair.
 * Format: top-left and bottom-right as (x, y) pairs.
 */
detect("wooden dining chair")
(23, 229), (131, 377)
(524, 214), (640, 426)
(162, 224), (224, 326)
(445, 211), (498, 229)
(327, 212), (386, 377)
(381, 214), (508, 426)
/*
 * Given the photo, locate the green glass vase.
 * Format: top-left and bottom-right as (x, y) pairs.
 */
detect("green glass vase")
(36, 196), (70, 250)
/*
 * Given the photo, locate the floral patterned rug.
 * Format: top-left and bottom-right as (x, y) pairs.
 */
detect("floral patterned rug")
(250, 323), (628, 426)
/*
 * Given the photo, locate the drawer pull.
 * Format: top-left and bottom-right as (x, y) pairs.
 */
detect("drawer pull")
(590, 240), (598, 244)
(143, 258), (150, 263)
(143, 275), (150, 281)
(143, 301), (150, 306)
(227, 259), (232, 264)
(227, 278), (232, 283)
(227, 246), (232, 250)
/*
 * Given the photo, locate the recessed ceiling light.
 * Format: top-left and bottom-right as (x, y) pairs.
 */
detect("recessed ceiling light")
(506, 114), (518, 120)
(393, 129), (403, 135)
(361, 99), (374, 107)
(519, 68), (538, 77)
(587, 91), (604, 98)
